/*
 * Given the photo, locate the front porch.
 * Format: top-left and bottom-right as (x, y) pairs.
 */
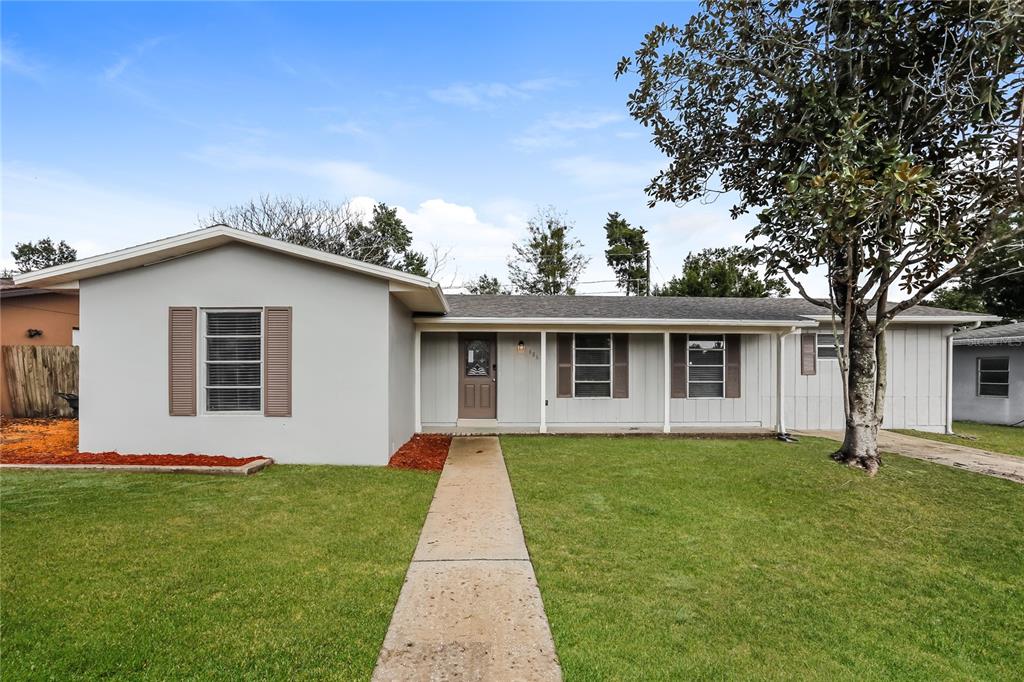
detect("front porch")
(413, 323), (813, 435)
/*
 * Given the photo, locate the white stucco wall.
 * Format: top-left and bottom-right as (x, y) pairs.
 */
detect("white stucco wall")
(952, 344), (1024, 425)
(79, 243), (395, 465)
(388, 298), (416, 454)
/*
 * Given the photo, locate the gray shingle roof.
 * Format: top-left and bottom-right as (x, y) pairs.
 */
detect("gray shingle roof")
(427, 295), (984, 322)
(954, 321), (1024, 345)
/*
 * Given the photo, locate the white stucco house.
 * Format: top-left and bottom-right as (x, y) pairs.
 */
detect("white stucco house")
(14, 225), (995, 465)
(952, 322), (1024, 426)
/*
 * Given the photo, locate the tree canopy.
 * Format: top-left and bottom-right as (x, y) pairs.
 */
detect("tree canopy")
(10, 238), (77, 273)
(619, 0), (1023, 472)
(603, 212), (650, 295)
(464, 274), (510, 295)
(204, 195), (428, 276)
(929, 243), (1024, 321)
(508, 206), (589, 295)
(655, 246), (789, 298)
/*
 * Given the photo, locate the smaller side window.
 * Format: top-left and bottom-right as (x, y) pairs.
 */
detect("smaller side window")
(977, 357), (1009, 397)
(817, 332), (844, 360)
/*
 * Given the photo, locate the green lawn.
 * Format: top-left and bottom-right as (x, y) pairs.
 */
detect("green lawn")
(504, 435), (1024, 681)
(894, 420), (1024, 457)
(1, 465), (438, 681)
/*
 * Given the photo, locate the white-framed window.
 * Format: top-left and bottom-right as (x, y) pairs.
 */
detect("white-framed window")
(688, 334), (725, 398)
(817, 332), (845, 360)
(977, 357), (1009, 398)
(203, 309), (262, 413)
(573, 333), (612, 398)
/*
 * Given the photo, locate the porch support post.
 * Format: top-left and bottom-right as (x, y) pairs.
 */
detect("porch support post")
(414, 328), (422, 432)
(945, 330), (954, 434)
(776, 330), (787, 435)
(663, 331), (671, 433)
(539, 331), (547, 433)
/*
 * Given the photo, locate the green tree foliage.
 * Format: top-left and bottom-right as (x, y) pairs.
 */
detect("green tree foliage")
(508, 206), (589, 295)
(11, 238), (77, 273)
(204, 195), (428, 276)
(604, 212), (650, 295)
(464, 275), (510, 295)
(655, 246), (789, 298)
(929, 244), (1024, 321)
(618, 1), (1023, 472)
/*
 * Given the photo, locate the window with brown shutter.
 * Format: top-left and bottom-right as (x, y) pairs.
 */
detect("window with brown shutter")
(556, 333), (573, 398)
(612, 333), (629, 399)
(724, 333), (741, 398)
(168, 307), (197, 416)
(800, 332), (817, 375)
(670, 334), (688, 398)
(264, 307), (292, 417)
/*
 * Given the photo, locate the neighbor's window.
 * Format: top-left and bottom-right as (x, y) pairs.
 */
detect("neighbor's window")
(204, 310), (262, 412)
(688, 334), (725, 398)
(817, 332), (845, 360)
(977, 357), (1009, 398)
(574, 333), (612, 398)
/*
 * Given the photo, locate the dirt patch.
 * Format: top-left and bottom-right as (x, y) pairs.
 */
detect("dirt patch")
(1, 418), (262, 467)
(388, 434), (452, 471)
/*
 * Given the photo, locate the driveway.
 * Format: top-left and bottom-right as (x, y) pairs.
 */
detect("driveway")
(799, 429), (1024, 484)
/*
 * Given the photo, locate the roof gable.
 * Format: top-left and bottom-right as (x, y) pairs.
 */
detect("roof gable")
(13, 225), (448, 313)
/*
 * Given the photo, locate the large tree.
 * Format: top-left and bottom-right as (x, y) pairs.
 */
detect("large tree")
(618, 1), (1023, 473)
(603, 212), (650, 295)
(508, 206), (589, 295)
(204, 195), (429, 276)
(655, 246), (789, 298)
(11, 238), (77, 273)
(929, 242), (1024, 321)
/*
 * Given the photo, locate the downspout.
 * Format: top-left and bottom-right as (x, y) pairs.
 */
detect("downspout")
(946, 321), (981, 435)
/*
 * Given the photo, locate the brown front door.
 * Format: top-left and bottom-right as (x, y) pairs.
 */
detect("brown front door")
(458, 333), (497, 419)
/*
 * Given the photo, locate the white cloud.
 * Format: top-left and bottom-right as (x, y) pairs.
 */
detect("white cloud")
(429, 77), (572, 109)
(324, 121), (368, 137)
(102, 36), (168, 82)
(512, 111), (624, 149)
(552, 155), (660, 189)
(0, 164), (198, 272)
(190, 146), (412, 197)
(1, 43), (44, 80)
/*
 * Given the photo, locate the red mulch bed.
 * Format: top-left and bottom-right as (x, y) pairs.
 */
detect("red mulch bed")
(388, 434), (452, 471)
(1, 418), (262, 467)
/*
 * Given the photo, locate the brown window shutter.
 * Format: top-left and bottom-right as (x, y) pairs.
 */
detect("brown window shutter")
(264, 307), (292, 417)
(168, 307), (197, 416)
(800, 332), (817, 376)
(670, 333), (688, 398)
(612, 333), (629, 398)
(556, 333), (573, 398)
(725, 333), (742, 398)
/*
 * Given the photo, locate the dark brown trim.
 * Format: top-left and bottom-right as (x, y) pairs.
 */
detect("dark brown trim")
(724, 333), (741, 398)
(264, 306), (292, 417)
(670, 333), (688, 398)
(556, 333), (573, 398)
(612, 333), (629, 398)
(800, 332), (817, 376)
(168, 306), (197, 416)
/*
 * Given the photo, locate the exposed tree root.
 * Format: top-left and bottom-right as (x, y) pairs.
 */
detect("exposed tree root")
(831, 449), (881, 476)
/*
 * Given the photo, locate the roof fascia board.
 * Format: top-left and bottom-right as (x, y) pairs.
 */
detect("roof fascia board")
(414, 317), (816, 333)
(804, 314), (999, 324)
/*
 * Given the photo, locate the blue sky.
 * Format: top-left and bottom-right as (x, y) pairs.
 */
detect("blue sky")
(3, 1), (813, 293)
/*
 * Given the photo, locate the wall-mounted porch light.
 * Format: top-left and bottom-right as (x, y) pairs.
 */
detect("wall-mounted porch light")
(516, 339), (526, 353)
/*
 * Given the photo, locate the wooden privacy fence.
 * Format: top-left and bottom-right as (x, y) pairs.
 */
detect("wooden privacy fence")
(2, 345), (79, 417)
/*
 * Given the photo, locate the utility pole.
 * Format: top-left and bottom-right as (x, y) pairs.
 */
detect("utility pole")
(646, 249), (651, 296)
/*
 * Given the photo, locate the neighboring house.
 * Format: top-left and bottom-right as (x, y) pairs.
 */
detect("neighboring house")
(14, 226), (993, 464)
(0, 279), (80, 416)
(952, 322), (1024, 426)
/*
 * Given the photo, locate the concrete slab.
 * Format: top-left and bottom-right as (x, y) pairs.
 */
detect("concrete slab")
(0, 458), (273, 476)
(797, 430), (1024, 484)
(373, 436), (561, 681)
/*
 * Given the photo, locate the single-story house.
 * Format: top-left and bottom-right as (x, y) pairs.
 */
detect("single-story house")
(952, 321), (1024, 426)
(14, 225), (995, 465)
(0, 279), (80, 416)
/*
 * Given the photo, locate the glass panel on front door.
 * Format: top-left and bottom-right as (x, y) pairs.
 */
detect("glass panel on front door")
(466, 340), (490, 377)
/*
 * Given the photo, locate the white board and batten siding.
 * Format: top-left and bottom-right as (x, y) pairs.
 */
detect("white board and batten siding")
(422, 327), (951, 432)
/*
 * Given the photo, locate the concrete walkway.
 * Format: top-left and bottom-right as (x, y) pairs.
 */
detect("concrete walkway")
(798, 429), (1024, 484)
(372, 436), (561, 681)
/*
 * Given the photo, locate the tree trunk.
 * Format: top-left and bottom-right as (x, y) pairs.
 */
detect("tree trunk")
(832, 308), (883, 474)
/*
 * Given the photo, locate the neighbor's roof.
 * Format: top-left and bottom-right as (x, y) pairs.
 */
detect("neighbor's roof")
(12, 225), (448, 314)
(954, 321), (1024, 346)
(417, 294), (994, 327)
